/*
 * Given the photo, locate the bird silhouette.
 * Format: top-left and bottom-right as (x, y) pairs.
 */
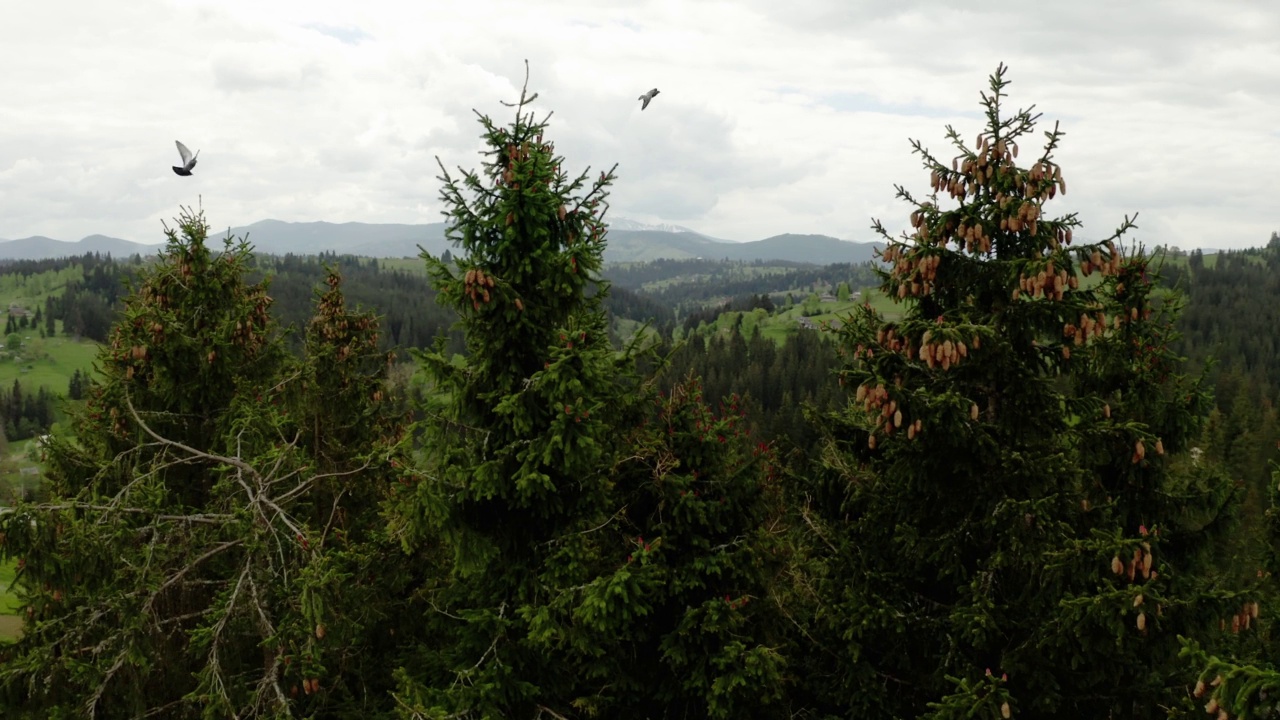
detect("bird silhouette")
(638, 88), (660, 110)
(172, 141), (199, 176)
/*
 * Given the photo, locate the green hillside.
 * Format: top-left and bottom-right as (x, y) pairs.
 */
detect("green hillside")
(0, 559), (19, 642)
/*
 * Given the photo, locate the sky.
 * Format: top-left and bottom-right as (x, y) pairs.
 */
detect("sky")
(1, 0), (1277, 250)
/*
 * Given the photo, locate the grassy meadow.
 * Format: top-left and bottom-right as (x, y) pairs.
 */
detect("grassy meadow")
(0, 266), (101, 509)
(0, 263), (99, 395)
(0, 559), (19, 642)
(0, 333), (99, 392)
(678, 286), (905, 346)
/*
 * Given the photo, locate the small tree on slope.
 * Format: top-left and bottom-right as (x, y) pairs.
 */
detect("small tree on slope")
(796, 64), (1250, 719)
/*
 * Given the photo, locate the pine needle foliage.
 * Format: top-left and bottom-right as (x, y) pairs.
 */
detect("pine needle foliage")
(1178, 458), (1280, 720)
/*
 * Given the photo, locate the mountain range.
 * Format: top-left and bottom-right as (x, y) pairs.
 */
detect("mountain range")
(0, 234), (158, 262)
(0, 219), (881, 266)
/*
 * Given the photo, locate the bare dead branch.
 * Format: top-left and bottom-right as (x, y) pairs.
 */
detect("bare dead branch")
(123, 391), (260, 478)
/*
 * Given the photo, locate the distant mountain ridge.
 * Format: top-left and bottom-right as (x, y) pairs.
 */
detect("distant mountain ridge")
(0, 219), (881, 265)
(0, 234), (160, 261)
(216, 219), (452, 258)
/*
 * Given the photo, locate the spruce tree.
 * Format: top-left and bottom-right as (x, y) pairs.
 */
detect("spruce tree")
(0, 209), (408, 718)
(44, 295), (56, 336)
(391, 68), (788, 718)
(390, 68), (651, 717)
(797, 64), (1247, 719)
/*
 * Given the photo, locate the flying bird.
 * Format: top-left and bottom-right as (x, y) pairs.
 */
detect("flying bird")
(638, 88), (660, 110)
(172, 141), (199, 176)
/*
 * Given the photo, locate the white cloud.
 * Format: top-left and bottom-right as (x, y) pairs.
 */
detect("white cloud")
(1, 0), (1277, 250)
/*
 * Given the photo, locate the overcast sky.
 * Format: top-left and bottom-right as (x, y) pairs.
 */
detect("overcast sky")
(2, 1), (1277, 250)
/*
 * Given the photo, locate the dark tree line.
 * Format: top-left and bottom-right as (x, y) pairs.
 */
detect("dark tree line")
(605, 257), (800, 287)
(257, 254), (678, 355)
(0, 253), (145, 278)
(24, 251), (675, 360)
(58, 253), (138, 342)
(0, 253), (142, 342)
(3, 306), (41, 335)
(66, 369), (89, 401)
(599, 284), (676, 336)
(249, 252), (465, 357)
(679, 293), (776, 335)
(1153, 237), (1280, 573)
(0, 379), (57, 441)
(1161, 236), (1280, 400)
(57, 286), (119, 342)
(659, 321), (843, 457)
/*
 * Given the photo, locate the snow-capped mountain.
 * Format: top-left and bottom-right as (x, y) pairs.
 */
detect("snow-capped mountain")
(606, 217), (698, 234)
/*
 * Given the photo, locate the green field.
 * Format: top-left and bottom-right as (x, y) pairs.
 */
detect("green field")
(0, 263), (100, 395)
(0, 560), (18, 614)
(0, 272), (100, 502)
(637, 264), (796, 294)
(680, 289), (906, 347)
(0, 335), (99, 393)
(0, 559), (20, 642)
(0, 615), (18, 642)
(0, 265), (83, 308)
(0, 332), (96, 501)
(613, 317), (665, 346)
(0, 266), (114, 643)
(376, 257), (430, 274)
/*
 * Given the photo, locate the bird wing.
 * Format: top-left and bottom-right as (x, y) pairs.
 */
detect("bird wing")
(176, 141), (193, 165)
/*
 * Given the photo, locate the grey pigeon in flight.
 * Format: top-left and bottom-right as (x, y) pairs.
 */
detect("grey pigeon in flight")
(172, 141), (199, 176)
(638, 88), (660, 110)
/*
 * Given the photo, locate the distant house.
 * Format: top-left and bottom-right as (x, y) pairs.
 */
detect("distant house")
(796, 317), (816, 330)
(819, 293), (837, 303)
(851, 291), (862, 300)
(7, 302), (28, 317)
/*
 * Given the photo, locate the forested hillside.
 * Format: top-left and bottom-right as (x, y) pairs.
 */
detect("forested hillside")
(1162, 239), (1280, 395)
(1, 68), (1279, 720)
(2, 207), (1276, 525)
